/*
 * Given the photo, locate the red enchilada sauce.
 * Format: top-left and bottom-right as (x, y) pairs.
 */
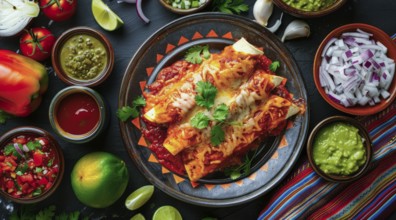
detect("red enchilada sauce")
(56, 93), (100, 135)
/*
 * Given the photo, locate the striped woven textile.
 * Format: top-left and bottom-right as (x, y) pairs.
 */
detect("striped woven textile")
(258, 100), (396, 220)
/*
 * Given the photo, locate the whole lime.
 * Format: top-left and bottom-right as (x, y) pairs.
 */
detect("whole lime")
(71, 152), (129, 208)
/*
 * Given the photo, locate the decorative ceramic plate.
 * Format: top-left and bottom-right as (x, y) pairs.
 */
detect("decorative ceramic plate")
(119, 13), (309, 207)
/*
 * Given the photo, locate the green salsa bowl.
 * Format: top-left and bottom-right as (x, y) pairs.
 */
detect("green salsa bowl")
(307, 116), (372, 182)
(51, 27), (114, 87)
(272, 0), (348, 18)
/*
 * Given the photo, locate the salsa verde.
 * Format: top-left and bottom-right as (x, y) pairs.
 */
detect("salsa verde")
(313, 122), (366, 175)
(60, 34), (107, 80)
(282, 0), (337, 12)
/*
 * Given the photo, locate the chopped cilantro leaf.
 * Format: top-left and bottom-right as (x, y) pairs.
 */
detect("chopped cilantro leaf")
(269, 61), (280, 72)
(27, 141), (41, 151)
(0, 110), (11, 124)
(212, 0), (249, 15)
(210, 124), (225, 146)
(116, 106), (139, 122)
(213, 104), (229, 122)
(16, 171), (23, 176)
(4, 144), (15, 156)
(32, 188), (42, 196)
(35, 205), (55, 220)
(185, 45), (210, 64)
(191, 112), (211, 129)
(132, 96), (146, 107)
(35, 167), (43, 173)
(195, 81), (217, 109)
(47, 158), (54, 167)
(117, 96), (146, 122)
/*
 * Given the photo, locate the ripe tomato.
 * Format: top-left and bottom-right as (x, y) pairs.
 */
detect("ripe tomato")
(19, 27), (56, 61)
(40, 0), (77, 22)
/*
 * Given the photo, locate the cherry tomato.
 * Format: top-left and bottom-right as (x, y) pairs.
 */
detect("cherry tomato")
(40, 0), (77, 22)
(19, 27), (56, 61)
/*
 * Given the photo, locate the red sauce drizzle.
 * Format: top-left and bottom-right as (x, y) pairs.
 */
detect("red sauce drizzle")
(56, 93), (100, 135)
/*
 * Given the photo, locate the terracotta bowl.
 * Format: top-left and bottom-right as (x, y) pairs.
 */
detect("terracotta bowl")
(272, 0), (347, 18)
(51, 26), (114, 87)
(0, 126), (64, 204)
(313, 23), (396, 115)
(49, 86), (108, 144)
(159, 0), (212, 15)
(307, 116), (372, 183)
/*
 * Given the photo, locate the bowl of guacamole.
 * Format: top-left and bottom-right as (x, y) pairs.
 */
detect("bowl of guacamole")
(273, 0), (348, 18)
(307, 116), (372, 182)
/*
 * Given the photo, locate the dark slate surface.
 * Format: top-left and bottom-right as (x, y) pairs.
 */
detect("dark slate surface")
(1, 0), (395, 219)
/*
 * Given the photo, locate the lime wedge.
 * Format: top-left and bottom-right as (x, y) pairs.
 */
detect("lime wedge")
(91, 0), (124, 31)
(153, 206), (183, 220)
(130, 213), (145, 220)
(125, 185), (154, 211)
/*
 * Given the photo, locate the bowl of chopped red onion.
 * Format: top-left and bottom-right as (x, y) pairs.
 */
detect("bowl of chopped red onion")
(313, 23), (396, 115)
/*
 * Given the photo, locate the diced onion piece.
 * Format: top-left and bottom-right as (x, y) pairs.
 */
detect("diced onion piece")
(320, 28), (394, 107)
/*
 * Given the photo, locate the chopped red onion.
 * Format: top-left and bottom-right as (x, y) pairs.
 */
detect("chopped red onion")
(320, 29), (394, 107)
(13, 143), (25, 158)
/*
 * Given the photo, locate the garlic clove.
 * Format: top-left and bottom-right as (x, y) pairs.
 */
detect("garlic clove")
(253, 0), (273, 27)
(281, 20), (310, 42)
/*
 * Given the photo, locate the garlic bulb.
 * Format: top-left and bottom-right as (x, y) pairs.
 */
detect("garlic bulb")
(253, 0), (273, 27)
(281, 20), (310, 42)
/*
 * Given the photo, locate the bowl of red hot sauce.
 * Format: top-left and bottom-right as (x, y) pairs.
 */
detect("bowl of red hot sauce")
(0, 126), (64, 203)
(49, 86), (108, 143)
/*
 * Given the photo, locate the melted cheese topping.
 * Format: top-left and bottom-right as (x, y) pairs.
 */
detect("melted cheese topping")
(183, 96), (298, 181)
(143, 38), (301, 181)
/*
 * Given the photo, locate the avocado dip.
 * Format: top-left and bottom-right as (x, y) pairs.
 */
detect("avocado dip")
(282, 0), (337, 12)
(312, 122), (366, 175)
(60, 34), (107, 80)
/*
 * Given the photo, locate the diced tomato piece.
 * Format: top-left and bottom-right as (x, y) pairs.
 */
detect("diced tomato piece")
(33, 151), (43, 166)
(45, 182), (52, 190)
(5, 157), (17, 167)
(38, 177), (48, 186)
(0, 155), (5, 161)
(13, 136), (27, 145)
(28, 161), (35, 169)
(21, 183), (30, 193)
(1, 162), (12, 171)
(6, 180), (14, 189)
(45, 170), (55, 181)
(19, 174), (34, 183)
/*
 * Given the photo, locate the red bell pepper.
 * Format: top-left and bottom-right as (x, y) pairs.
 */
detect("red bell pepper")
(0, 50), (48, 117)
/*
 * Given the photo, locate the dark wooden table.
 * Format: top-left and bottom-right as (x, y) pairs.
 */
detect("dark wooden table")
(1, 0), (395, 219)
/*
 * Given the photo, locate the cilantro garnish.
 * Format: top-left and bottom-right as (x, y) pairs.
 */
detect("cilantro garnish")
(269, 61), (280, 72)
(10, 205), (86, 220)
(117, 96), (146, 122)
(210, 124), (225, 146)
(4, 144), (15, 156)
(224, 148), (259, 180)
(47, 157), (54, 167)
(0, 110), (11, 124)
(185, 45), (210, 64)
(195, 81), (217, 109)
(27, 141), (42, 151)
(211, 0), (249, 15)
(213, 104), (229, 122)
(190, 112), (211, 129)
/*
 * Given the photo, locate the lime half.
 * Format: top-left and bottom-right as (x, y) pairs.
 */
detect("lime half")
(153, 206), (183, 220)
(130, 213), (145, 220)
(125, 185), (154, 211)
(92, 0), (124, 31)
